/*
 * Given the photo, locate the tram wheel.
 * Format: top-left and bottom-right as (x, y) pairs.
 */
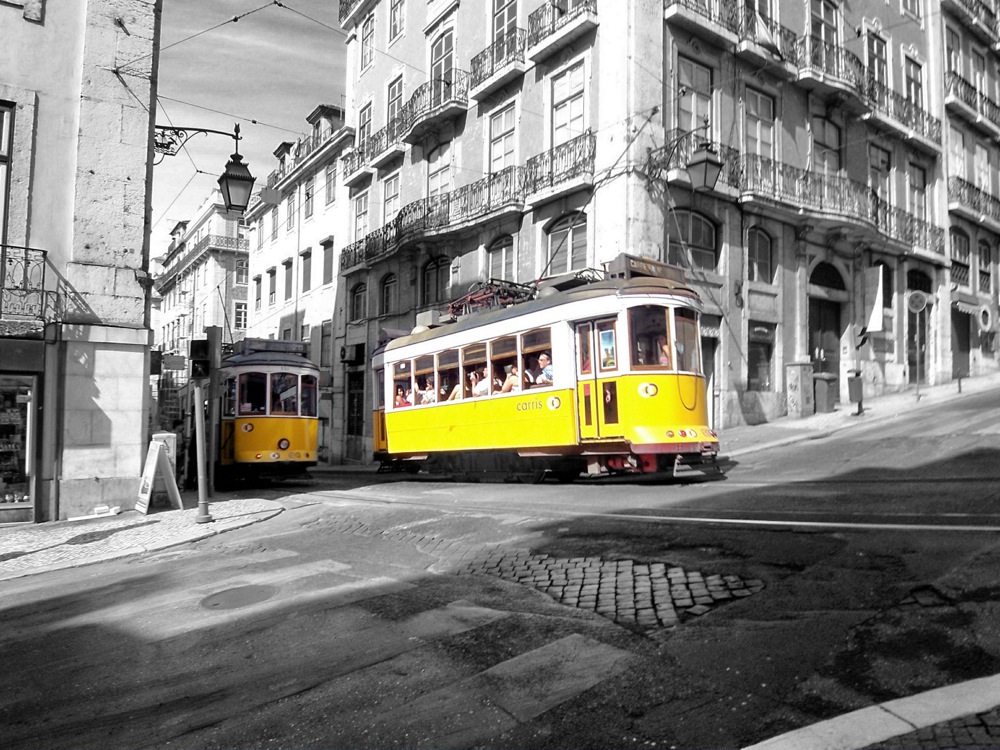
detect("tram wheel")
(516, 470), (547, 484)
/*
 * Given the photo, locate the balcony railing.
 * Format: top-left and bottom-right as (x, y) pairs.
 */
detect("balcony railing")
(944, 0), (999, 43)
(339, 0), (364, 24)
(798, 38), (866, 95)
(527, 0), (600, 48)
(949, 176), (1000, 227)
(401, 69), (470, 141)
(471, 28), (528, 90)
(738, 9), (801, 64)
(523, 131), (596, 197)
(368, 115), (407, 160)
(1, 245), (48, 321)
(342, 143), (369, 178)
(155, 235), (249, 292)
(952, 263), (971, 287)
(865, 75), (942, 145)
(945, 72), (1000, 130)
(663, 0), (740, 35)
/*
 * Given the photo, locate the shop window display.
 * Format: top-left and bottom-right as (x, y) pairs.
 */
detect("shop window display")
(0, 377), (32, 504)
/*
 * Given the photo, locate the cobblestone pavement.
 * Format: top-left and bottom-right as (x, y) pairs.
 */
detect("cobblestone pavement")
(858, 707), (1000, 750)
(0, 498), (282, 581)
(306, 516), (764, 635)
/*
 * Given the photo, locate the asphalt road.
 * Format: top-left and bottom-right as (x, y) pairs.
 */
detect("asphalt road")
(3, 389), (1000, 749)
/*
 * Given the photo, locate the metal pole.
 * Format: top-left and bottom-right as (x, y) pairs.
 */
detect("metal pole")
(915, 309), (922, 402)
(193, 381), (213, 523)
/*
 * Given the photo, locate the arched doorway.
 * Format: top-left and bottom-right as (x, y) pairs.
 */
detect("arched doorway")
(808, 262), (847, 387)
(907, 269), (933, 385)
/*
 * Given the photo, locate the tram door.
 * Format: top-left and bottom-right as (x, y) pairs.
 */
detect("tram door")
(575, 320), (625, 441)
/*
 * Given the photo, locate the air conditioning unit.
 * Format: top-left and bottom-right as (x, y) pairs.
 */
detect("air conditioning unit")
(341, 343), (366, 365)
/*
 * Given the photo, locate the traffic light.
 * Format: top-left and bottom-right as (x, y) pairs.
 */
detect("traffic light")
(189, 339), (211, 378)
(150, 349), (163, 376)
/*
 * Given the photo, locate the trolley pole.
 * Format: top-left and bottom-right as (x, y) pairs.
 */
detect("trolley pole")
(193, 380), (214, 524)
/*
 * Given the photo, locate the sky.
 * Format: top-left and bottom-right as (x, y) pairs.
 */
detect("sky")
(150, 0), (347, 259)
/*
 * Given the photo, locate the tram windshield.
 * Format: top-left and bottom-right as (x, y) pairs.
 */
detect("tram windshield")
(300, 374), (318, 417)
(238, 372), (268, 415)
(271, 372), (299, 415)
(628, 305), (702, 374)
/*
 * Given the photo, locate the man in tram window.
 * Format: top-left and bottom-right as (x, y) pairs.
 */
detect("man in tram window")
(535, 353), (553, 385)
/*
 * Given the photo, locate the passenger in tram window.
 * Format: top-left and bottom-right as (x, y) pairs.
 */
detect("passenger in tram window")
(535, 353), (553, 385)
(501, 364), (523, 393)
(524, 356), (540, 385)
(658, 335), (672, 367)
(394, 386), (411, 408)
(414, 378), (436, 404)
(471, 369), (490, 397)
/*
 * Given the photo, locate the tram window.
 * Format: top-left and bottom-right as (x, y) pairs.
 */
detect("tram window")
(460, 343), (487, 398)
(597, 321), (617, 371)
(437, 350), (459, 401)
(238, 372), (267, 416)
(490, 337), (517, 393)
(393, 359), (412, 407)
(301, 374), (318, 416)
(675, 308), (702, 373)
(271, 372), (300, 415)
(576, 323), (593, 375)
(375, 368), (386, 409)
(414, 355), (436, 404)
(223, 378), (237, 417)
(629, 305), (672, 369)
(520, 328), (551, 387)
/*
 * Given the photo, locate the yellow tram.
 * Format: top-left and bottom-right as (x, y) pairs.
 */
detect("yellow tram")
(216, 339), (319, 485)
(372, 258), (718, 481)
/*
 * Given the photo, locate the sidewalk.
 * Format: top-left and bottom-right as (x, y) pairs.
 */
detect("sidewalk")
(2, 372), (999, 750)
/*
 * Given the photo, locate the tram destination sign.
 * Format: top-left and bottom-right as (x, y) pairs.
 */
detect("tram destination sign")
(606, 253), (687, 282)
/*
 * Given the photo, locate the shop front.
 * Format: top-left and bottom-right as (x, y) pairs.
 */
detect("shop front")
(0, 337), (43, 524)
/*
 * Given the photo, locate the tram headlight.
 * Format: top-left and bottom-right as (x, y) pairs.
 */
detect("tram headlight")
(639, 383), (658, 398)
(277, 438), (290, 450)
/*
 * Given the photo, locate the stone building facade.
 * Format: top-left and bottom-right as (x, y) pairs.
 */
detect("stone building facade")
(0, 0), (162, 520)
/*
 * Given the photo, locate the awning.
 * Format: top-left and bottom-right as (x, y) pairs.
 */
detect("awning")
(953, 300), (980, 316)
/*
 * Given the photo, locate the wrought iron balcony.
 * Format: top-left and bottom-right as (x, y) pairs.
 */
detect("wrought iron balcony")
(736, 9), (801, 72)
(338, 0), (373, 25)
(1, 245), (49, 321)
(863, 75), (942, 150)
(663, 0), (740, 49)
(526, 0), (599, 63)
(944, 72), (1000, 138)
(523, 131), (596, 204)
(796, 38), (867, 108)
(948, 176), (1000, 232)
(952, 262), (971, 288)
(941, 0), (999, 46)
(342, 143), (372, 186)
(401, 70), (471, 144)
(367, 116), (408, 168)
(155, 235), (249, 293)
(470, 28), (529, 100)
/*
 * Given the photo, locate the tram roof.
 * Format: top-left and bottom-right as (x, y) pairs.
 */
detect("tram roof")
(220, 351), (320, 371)
(385, 276), (700, 353)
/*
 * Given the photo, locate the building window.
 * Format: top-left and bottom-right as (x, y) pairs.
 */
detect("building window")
(868, 32), (888, 86)
(325, 163), (337, 204)
(304, 174), (314, 219)
(283, 260), (294, 300)
(286, 194), (295, 230)
(354, 191), (369, 240)
(905, 57), (923, 107)
(390, 0), (405, 40)
(811, 0), (838, 47)
(979, 239), (992, 294)
(744, 89), (773, 159)
(351, 282), (368, 321)
(946, 27), (960, 74)
(235, 302), (247, 330)
(253, 275), (262, 310)
(975, 141), (991, 193)
(494, 0), (516, 42)
(381, 273), (397, 315)
(677, 57), (712, 145)
(422, 257), (451, 305)
(553, 60), (585, 147)
(747, 322), (775, 392)
(322, 239), (334, 285)
(270, 207), (279, 240)
(747, 227), (772, 283)
(875, 260), (893, 309)
(667, 210), (717, 271)
(490, 103), (516, 173)
(0, 104), (11, 242)
(361, 13), (375, 69)
(488, 236), (514, 281)
(236, 259), (249, 285)
(383, 172), (400, 223)
(301, 249), (312, 293)
(902, 0), (920, 19)
(427, 141), (452, 197)
(546, 213), (588, 275)
(908, 162), (927, 222)
(951, 229), (971, 288)
(358, 102), (372, 145)
(256, 220), (264, 250)
(812, 116), (841, 174)
(869, 144), (891, 211)
(387, 76), (404, 123)
(430, 29), (455, 101)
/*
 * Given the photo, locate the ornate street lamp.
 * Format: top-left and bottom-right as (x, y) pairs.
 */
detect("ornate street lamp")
(153, 123), (257, 214)
(646, 117), (723, 192)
